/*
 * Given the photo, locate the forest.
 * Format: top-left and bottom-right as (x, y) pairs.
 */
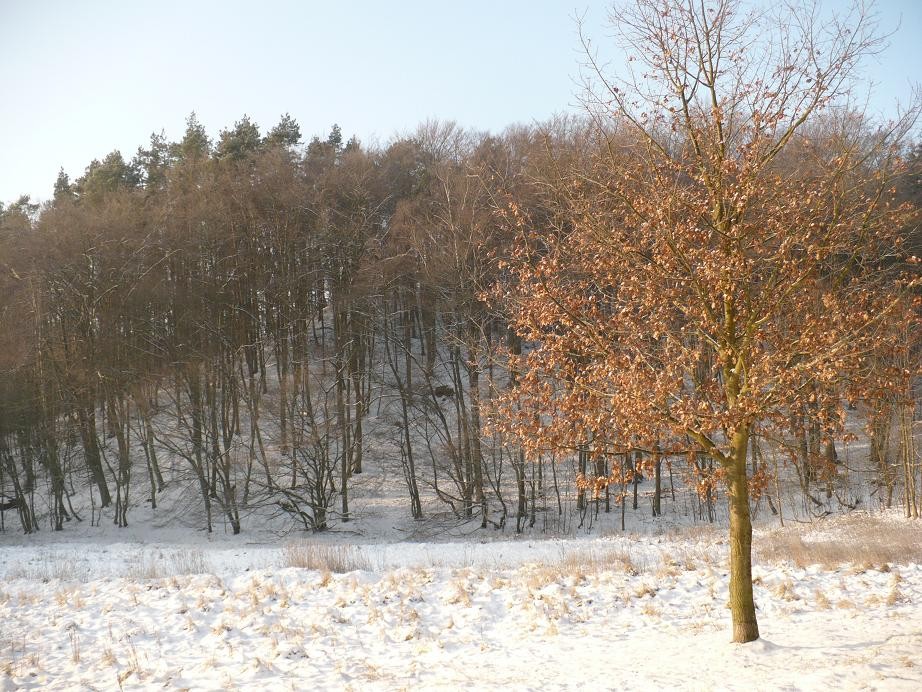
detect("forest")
(0, 0), (919, 654)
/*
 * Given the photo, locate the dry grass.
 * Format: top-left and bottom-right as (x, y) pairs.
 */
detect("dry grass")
(557, 545), (647, 577)
(283, 541), (371, 573)
(640, 602), (661, 617)
(522, 567), (556, 591)
(814, 589), (831, 609)
(772, 578), (800, 601)
(633, 582), (658, 599)
(757, 515), (922, 570)
(66, 624), (80, 664)
(664, 524), (725, 542)
(129, 549), (208, 580)
(674, 544), (716, 571)
(655, 558), (681, 579)
(5, 552), (86, 583)
(519, 545), (648, 590)
(887, 572), (905, 605)
(447, 579), (472, 607)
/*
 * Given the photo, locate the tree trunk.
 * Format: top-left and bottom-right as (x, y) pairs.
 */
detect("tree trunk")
(728, 426), (759, 643)
(514, 450), (527, 533)
(277, 322), (290, 459)
(467, 348), (486, 524)
(576, 445), (588, 512)
(632, 450), (640, 511)
(77, 404), (111, 508)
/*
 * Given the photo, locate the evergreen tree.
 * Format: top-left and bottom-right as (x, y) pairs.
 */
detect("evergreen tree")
(53, 169), (75, 202)
(177, 112), (211, 161)
(133, 131), (175, 191)
(264, 113), (301, 149)
(215, 115), (261, 161)
(76, 151), (139, 202)
(327, 123), (343, 153)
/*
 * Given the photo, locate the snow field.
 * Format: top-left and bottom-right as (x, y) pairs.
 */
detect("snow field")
(2, 524), (921, 690)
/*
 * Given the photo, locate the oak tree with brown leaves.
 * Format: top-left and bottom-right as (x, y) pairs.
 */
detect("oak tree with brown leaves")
(493, 0), (919, 643)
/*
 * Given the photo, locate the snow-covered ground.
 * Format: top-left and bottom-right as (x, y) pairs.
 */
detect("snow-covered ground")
(2, 512), (921, 690)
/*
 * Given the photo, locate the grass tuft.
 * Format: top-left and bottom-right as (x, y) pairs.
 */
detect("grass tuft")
(557, 545), (647, 577)
(130, 549), (208, 580)
(5, 552), (86, 583)
(283, 541), (370, 573)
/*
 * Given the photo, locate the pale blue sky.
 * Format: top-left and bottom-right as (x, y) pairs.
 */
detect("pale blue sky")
(0, 0), (918, 204)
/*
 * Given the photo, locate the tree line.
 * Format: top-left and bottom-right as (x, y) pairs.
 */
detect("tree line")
(0, 112), (582, 535)
(1, 106), (916, 534)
